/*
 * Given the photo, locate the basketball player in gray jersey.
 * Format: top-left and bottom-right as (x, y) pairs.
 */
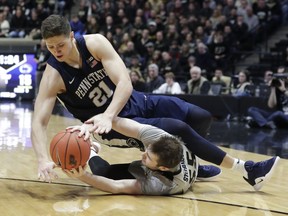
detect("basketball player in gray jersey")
(65, 117), (279, 194)
(65, 118), (198, 195)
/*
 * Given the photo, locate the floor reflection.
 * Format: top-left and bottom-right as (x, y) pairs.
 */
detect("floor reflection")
(208, 121), (288, 159)
(1, 100), (288, 159)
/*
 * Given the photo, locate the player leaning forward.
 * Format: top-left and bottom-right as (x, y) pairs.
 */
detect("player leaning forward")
(65, 117), (280, 195)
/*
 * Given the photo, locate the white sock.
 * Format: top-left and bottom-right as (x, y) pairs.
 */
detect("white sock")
(231, 158), (247, 177)
(89, 147), (98, 159)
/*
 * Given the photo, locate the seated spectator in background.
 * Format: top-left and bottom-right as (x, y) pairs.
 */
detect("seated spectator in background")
(34, 39), (50, 96)
(244, 6), (259, 32)
(186, 66), (211, 95)
(26, 8), (41, 40)
(85, 15), (99, 34)
(154, 30), (168, 52)
(232, 69), (252, 97)
(194, 42), (215, 80)
(232, 14), (249, 51)
(153, 72), (182, 94)
(146, 63), (165, 93)
(0, 10), (9, 37)
(182, 55), (196, 80)
(8, 6), (27, 38)
(262, 70), (274, 86)
(158, 51), (182, 77)
(129, 55), (145, 75)
(208, 31), (230, 71)
(247, 76), (288, 129)
(211, 68), (232, 94)
(121, 41), (138, 68)
(70, 15), (85, 37)
(129, 69), (147, 92)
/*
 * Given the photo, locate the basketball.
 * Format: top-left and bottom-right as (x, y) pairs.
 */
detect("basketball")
(50, 129), (91, 170)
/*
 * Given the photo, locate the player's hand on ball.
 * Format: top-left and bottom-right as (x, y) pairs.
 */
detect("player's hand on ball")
(66, 124), (92, 141)
(64, 165), (87, 178)
(85, 113), (112, 134)
(38, 161), (58, 183)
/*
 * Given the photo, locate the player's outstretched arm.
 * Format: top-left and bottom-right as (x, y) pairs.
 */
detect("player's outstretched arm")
(65, 166), (142, 194)
(31, 64), (63, 182)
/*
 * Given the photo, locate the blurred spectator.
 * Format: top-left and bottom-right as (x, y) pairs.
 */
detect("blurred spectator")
(154, 14), (165, 32)
(129, 69), (147, 92)
(209, 7), (222, 29)
(158, 51), (182, 77)
(129, 55), (144, 75)
(153, 72), (182, 94)
(182, 55), (197, 80)
(8, 6), (27, 38)
(85, 15), (99, 34)
(199, 0), (213, 19)
(223, 0), (235, 17)
(146, 63), (165, 93)
(183, 32), (196, 55)
(211, 68), (232, 94)
(244, 6), (259, 32)
(100, 15), (115, 35)
(194, 26), (209, 44)
(194, 42), (215, 80)
(135, 28), (151, 57)
(77, 0), (89, 24)
(166, 23), (180, 45)
(262, 70), (274, 85)
(147, 20), (157, 41)
(2, 6), (12, 23)
(70, 15), (85, 37)
(133, 15), (145, 32)
(142, 41), (155, 68)
(0, 10), (9, 37)
(232, 69), (252, 96)
(121, 40), (138, 68)
(35, 3), (49, 22)
(34, 39), (50, 96)
(154, 30), (168, 52)
(186, 66), (211, 95)
(178, 42), (194, 75)
(232, 14), (249, 50)
(26, 8), (41, 40)
(208, 31), (230, 71)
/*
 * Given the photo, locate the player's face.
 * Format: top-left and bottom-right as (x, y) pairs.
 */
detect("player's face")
(142, 149), (159, 170)
(45, 33), (73, 62)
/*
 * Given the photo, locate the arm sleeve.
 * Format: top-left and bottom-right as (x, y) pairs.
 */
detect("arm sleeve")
(136, 125), (171, 148)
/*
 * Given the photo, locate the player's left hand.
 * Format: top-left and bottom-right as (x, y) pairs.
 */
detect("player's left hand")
(63, 165), (87, 178)
(85, 113), (112, 134)
(66, 124), (92, 141)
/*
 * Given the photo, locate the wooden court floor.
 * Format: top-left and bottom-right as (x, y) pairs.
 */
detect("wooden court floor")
(0, 102), (288, 216)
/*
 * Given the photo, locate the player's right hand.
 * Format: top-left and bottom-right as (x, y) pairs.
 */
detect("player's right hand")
(38, 161), (58, 183)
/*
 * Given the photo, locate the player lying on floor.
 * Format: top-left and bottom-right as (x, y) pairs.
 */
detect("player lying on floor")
(63, 117), (280, 195)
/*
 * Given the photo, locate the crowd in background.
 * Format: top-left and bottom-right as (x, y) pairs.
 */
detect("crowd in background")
(0, 0), (287, 96)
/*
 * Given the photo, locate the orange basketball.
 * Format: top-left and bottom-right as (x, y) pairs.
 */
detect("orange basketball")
(50, 129), (91, 170)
